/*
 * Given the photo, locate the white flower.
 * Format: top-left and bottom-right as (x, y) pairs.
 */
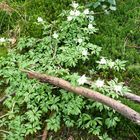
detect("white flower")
(110, 6), (116, 11)
(0, 37), (6, 43)
(108, 61), (115, 68)
(89, 16), (94, 22)
(88, 24), (94, 29)
(83, 9), (89, 15)
(70, 10), (75, 16)
(52, 32), (58, 39)
(95, 79), (104, 88)
(82, 49), (88, 56)
(70, 10), (80, 17)
(77, 38), (83, 44)
(74, 10), (80, 16)
(105, 10), (109, 15)
(114, 85), (122, 93)
(77, 75), (87, 85)
(98, 57), (107, 65)
(37, 17), (43, 22)
(102, 5), (107, 9)
(67, 16), (73, 21)
(71, 1), (79, 9)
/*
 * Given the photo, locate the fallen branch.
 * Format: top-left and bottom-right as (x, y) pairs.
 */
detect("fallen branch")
(21, 69), (140, 125)
(86, 81), (140, 104)
(42, 125), (48, 140)
(124, 92), (140, 104)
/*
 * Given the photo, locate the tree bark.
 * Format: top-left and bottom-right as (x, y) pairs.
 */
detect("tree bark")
(86, 81), (140, 104)
(21, 69), (140, 125)
(124, 92), (140, 104)
(42, 125), (48, 140)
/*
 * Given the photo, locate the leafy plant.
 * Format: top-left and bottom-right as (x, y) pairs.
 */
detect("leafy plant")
(88, 0), (116, 14)
(0, 1), (131, 140)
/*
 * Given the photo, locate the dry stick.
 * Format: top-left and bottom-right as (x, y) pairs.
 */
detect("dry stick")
(86, 81), (140, 104)
(21, 69), (140, 125)
(42, 125), (48, 140)
(124, 92), (140, 104)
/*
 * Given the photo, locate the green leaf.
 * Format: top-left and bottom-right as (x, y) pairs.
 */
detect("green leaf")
(109, 6), (116, 11)
(108, 0), (116, 5)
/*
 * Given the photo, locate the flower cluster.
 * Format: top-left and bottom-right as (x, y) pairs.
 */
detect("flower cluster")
(67, 1), (94, 26)
(77, 38), (83, 44)
(0, 37), (14, 43)
(97, 57), (126, 71)
(90, 78), (130, 97)
(0, 37), (5, 43)
(95, 79), (104, 88)
(107, 79), (130, 95)
(67, 2), (80, 21)
(97, 57), (107, 65)
(114, 85), (122, 93)
(83, 9), (89, 15)
(77, 75), (130, 96)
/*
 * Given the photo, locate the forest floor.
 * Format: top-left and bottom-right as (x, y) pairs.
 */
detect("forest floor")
(0, 0), (140, 139)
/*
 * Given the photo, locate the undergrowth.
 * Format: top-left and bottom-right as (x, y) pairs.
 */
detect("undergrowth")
(0, 0), (140, 139)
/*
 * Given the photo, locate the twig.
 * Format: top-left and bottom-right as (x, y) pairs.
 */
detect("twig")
(0, 93), (15, 104)
(0, 102), (15, 119)
(0, 130), (10, 134)
(127, 125), (139, 140)
(42, 125), (48, 140)
(0, 113), (9, 119)
(127, 45), (140, 49)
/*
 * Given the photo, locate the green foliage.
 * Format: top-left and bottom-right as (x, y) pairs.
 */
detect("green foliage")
(88, 0), (140, 95)
(88, 0), (116, 14)
(0, 0), (116, 37)
(91, 0), (140, 138)
(0, 0), (140, 139)
(0, 2), (131, 139)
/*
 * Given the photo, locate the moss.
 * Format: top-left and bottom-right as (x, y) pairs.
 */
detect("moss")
(89, 2), (140, 137)
(91, 0), (140, 95)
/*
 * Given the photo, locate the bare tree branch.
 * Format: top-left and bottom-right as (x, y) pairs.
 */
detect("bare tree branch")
(42, 125), (48, 140)
(124, 92), (140, 104)
(21, 69), (140, 125)
(86, 81), (140, 104)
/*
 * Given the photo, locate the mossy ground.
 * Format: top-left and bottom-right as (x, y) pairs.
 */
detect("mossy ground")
(0, 0), (140, 139)
(94, 0), (140, 95)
